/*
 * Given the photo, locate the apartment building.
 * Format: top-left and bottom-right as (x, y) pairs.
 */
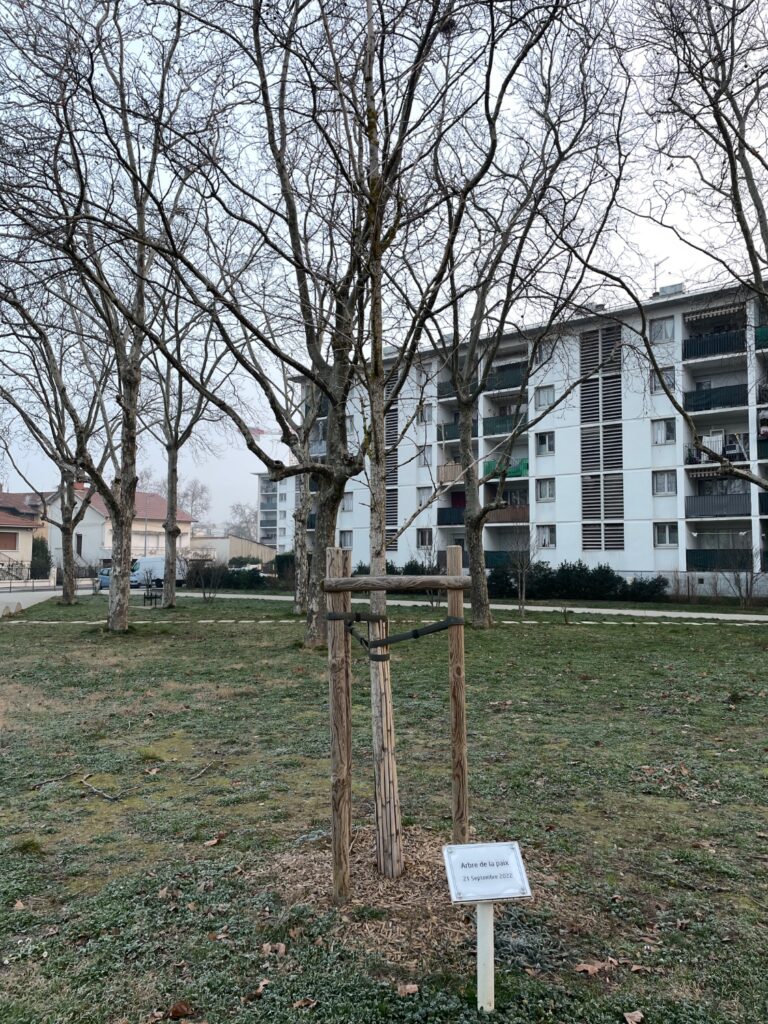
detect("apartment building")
(283, 282), (768, 583)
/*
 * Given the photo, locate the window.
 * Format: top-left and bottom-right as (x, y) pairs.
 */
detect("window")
(418, 445), (432, 468)
(537, 525), (556, 548)
(417, 486), (431, 506)
(534, 338), (555, 365)
(650, 316), (674, 344)
(0, 531), (18, 551)
(652, 418), (676, 445)
(536, 431), (555, 455)
(346, 415), (355, 433)
(536, 478), (556, 502)
(76, 533), (83, 556)
(417, 528), (433, 549)
(279, 510), (287, 520)
(650, 366), (675, 393)
(279, 527), (286, 537)
(279, 493), (287, 503)
(341, 491), (353, 513)
(652, 470), (677, 496)
(534, 385), (555, 410)
(416, 403), (432, 424)
(654, 522), (678, 547)
(339, 530), (353, 549)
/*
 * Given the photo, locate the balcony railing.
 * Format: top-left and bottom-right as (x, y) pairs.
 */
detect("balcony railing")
(486, 505), (530, 524)
(683, 330), (746, 360)
(756, 326), (768, 350)
(484, 551), (512, 569)
(437, 462), (463, 484)
(437, 378), (477, 399)
(485, 364), (526, 392)
(437, 507), (465, 525)
(483, 413), (527, 436)
(484, 457), (529, 478)
(683, 384), (749, 411)
(759, 383), (768, 405)
(437, 421), (478, 441)
(437, 548), (469, 570)
(686, 548), (752, 572)
(685, 493), (752, 517)
(759, 492), (768, 515)
(684, 436), (750, 463)
(759, 438), (768, 459)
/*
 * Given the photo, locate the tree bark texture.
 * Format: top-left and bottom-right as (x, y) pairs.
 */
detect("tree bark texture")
(460, 402), (492, 628)
(107, 370), (139, 633)
(293, 474), (311, 616)
(162, 443), (181, 608)
(59, 472), (77, 605)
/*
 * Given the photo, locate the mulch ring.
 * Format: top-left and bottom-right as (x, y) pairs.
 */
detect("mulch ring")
(250, 825), (561, 972)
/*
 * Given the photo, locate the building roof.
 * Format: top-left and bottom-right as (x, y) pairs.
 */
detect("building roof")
(0, 509), (41, 529)
(0, 492), (44, 530)
(88, 490), (194, 523)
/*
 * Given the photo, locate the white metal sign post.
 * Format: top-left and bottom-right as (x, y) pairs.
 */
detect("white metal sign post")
(443, 842), (532, 1012)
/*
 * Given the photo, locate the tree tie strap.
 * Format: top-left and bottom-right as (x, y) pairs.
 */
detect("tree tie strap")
(330, 613), (464, 663)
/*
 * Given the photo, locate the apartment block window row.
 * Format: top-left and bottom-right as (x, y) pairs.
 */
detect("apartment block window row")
(649, 316), (674, 344)
(341, 491), (353, 512)
(537, 524), (556, 549)
(653, 522), (678, 547)
(650, 367), (675, 394)
(418, 444), (432, 467)
(417, 528), (433, 549)
(652, 470), (677, 496)
(536, 431), (555, 456)
(536, 478), (555, 502)
(416, 403), (433, 424)
(339, 530), (353, 549)
(534, 385), (555, 409)
(652, 418), (676, 445)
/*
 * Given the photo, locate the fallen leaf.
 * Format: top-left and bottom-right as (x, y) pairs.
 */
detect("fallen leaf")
(244, 979), (269, 1001)
(158, 887), (169, 900)
(145, 766), (161, 775)
(203, 833), (224, 847)
(396, 983), (419, 996)
(623, 1013), (644, 1024)
(523, 967), (538, 977)
(13, 900), (25, 910)
(168, 1001), (193, 1020)
(574, 962), (603, 976)
(289, 927), (302, 939)
(630, 964), (652, 974)
(147, 1012), (165, 1023)
(292, 998), (318, 1009)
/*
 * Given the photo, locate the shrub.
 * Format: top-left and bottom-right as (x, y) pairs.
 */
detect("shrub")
(30, 537), (52, 579)
(274, 551), (295, 581)
(487, 567), (513, 598)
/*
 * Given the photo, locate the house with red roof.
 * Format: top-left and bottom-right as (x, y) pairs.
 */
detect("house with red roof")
(46, 486), (193, 569)
(0, 492), (45, 578)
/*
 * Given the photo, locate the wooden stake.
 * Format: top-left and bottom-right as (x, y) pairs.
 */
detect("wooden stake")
(369, 610), (404, 878)
(447, 545), (469, 843)
(327, 547), (353, 903)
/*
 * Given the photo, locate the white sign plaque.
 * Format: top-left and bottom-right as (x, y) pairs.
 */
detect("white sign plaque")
(443, 841), (532, 905)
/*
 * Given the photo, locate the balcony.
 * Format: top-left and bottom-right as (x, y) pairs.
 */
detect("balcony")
(685, 493), (752, 517)
(686, 549), (752, 572)
(483, 413), (527, 436)
(683, 384), (748, 412)
(486, 505), (530, 524)
(759, 492), (768, 515)
(437, 421), (478, 441)
(437, 507), (465, 526)
(684, 435), (750, 464)
(437, 548), (469, 570)
(437, 462), (463, 484)
(759, 383), (768, 405)
(485, 364), (526, 392)
(758, 438), (768, 459)
(484, 457), (529, 478)
(437, 378), (477, 399)
(682, 330), (746, 360)
(756, 326), (768, 350)
(484, 551), (512, 569)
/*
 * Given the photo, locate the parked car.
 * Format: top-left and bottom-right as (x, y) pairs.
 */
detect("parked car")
(130, 555), (187, 588)
(98, 566), (142, 589)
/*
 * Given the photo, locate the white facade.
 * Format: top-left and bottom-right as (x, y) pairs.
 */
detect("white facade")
(289, 284), (768, 583)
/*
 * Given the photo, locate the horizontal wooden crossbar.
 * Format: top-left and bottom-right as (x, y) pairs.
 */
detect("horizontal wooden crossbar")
(323, 575), (470, 593)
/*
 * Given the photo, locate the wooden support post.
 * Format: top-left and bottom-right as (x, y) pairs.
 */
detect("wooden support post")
(369, 609), (404, 878)
(326, 547), (352, 904)
(447, 545), (469, 844)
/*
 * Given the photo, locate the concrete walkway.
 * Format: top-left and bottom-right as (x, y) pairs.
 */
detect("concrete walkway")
(0, 587), (63, 612)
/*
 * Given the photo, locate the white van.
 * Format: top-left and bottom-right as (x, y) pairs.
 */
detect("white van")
(131, 556), (187, 588)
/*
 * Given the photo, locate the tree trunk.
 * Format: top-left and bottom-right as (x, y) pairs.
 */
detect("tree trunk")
(162, 443), (181, 608)
(305, 475), (343, 647)
(460, 402), (492, 628)
(59, 472), (77, 605)
(107, 369), (139, 633)
(293, 473), (311, 616)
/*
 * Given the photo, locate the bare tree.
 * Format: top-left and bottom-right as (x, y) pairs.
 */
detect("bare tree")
(226, 503), (259, 543)
(179, 479), (211, 523)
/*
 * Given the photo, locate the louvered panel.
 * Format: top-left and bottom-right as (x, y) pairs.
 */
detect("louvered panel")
(602, 473), (624, 518)
(581, 475), (602, 519)
(385, 407), (398, 445)
(603, 523), (624, 550)
(385, 447), (398, 485)
(581, 427), (600, 471)
(580, 331), (600, 374)
(386, 530), (398, 552)
(385, 488), (398, 526)
(601, 375), (622, 420)
(582, 523), (602, 549)
(601, 325), (621, 366)
(602, 424), (623, 469)
(580, 379), (599, 423)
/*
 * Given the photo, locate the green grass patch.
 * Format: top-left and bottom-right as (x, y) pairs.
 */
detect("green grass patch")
(0, 597), (766, 1022)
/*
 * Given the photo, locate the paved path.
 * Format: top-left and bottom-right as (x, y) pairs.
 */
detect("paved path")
(7, 588), (766, 625)
(0, 587), (63, 612)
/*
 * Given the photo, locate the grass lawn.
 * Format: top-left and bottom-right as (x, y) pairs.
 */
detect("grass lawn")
(1, 597), (766, 1023)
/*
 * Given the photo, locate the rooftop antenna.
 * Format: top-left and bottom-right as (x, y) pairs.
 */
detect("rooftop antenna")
(653, 258), (669, 294)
